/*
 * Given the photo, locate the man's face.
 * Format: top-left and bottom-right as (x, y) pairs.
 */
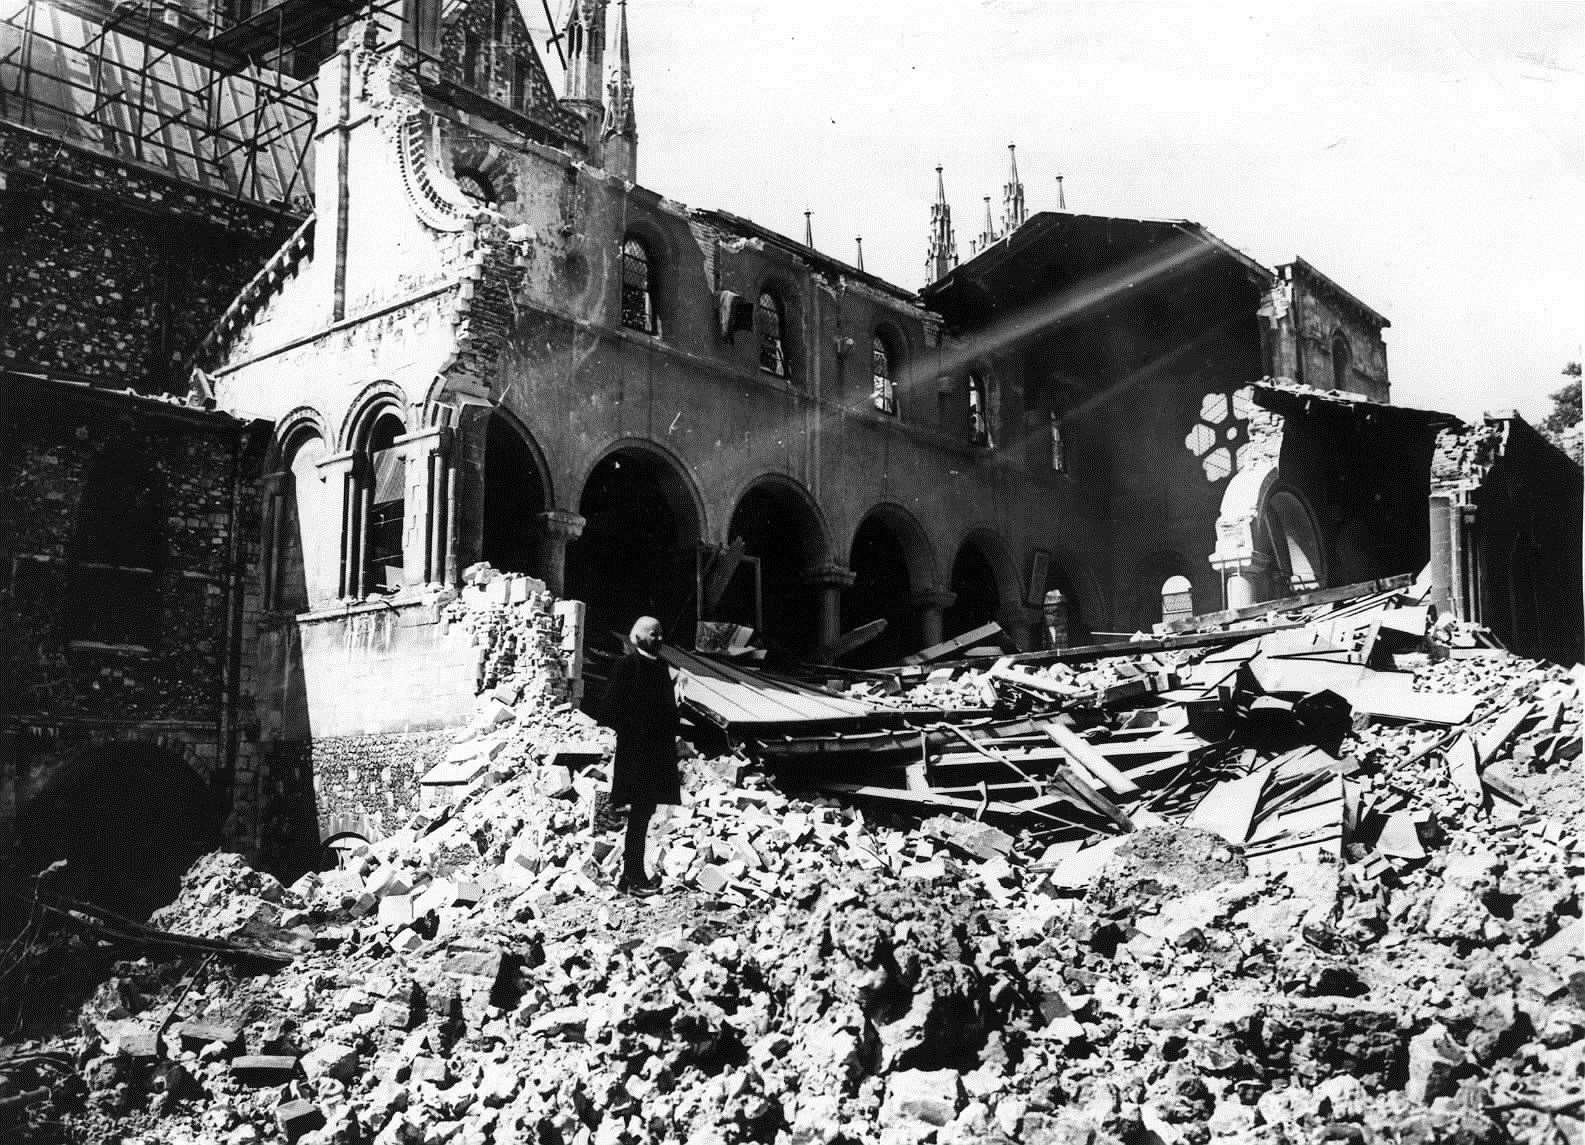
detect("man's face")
(633, 620), (664, 653)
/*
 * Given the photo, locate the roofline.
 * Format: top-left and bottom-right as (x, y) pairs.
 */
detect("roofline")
(1252, 378), (1453, 427)
(693, 208), (922, 304)
(2, 367), (248, 429)
(922, 211), (1274, 299)
(1279, 256), (1391, 329)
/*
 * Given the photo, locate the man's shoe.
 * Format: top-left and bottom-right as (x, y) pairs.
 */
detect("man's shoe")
(618, 880), (658, 898)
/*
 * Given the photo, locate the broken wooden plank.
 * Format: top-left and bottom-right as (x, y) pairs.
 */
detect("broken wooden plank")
(1037, 719), (1140, 795)
(1184, 769), (1268, 845)
(901, 621), (1004, 666)
(809, 782), (1088, 827)
(1158, 574), (1417, 635)
(822, 619), (888, 663)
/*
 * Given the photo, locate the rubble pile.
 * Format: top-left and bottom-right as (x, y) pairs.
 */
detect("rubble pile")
(2, 599), (1582, 1145)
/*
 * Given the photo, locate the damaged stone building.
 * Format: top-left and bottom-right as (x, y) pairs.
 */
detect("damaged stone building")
(1, 0), (1578, 879)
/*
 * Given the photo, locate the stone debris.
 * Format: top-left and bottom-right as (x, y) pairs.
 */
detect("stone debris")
(2, 588), (1582, 1145)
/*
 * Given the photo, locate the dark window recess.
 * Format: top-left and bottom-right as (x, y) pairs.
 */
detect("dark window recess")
(872, 335), (896, 415)
(66, 449), (162, 647)
(462, 33), (482, 88)
(757, 291), (787, 377)
(1050, 413), (1068, 473)
(968, 372), (990, 446)
(510, 55), (528, 108)
(621, 238), (655, 333)
(365, 415), (405, 590)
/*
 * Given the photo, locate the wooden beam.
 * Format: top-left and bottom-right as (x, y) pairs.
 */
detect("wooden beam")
(1039, 720), (1140, 795)
(822, 618), (888, 663)
(901, 621), (1004, 666)
(1158, 573), (1416, 635)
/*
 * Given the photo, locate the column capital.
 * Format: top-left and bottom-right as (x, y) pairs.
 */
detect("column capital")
(911, 588), (956, 612)
(536, 510), (586, 542)
(802, 562), (856, 589)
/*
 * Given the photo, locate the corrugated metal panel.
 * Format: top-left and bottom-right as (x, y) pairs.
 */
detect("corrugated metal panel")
(660, 646), (878, 729)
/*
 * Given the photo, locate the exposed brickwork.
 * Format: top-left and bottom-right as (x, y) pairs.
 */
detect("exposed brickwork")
(309, 729), (452, 842)
(0, 126), (299, 393)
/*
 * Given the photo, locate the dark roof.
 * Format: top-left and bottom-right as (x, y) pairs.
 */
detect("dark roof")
(1253, 379), (1453, 428)
(921, 211), (1273, 327)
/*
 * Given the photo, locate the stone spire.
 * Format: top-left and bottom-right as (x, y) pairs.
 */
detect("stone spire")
(561, 0), (606, 106)
(1001, 143), (1026, 235)
(601, 0), (637, 180)
(925, 166), (958, 284)
(971, 195), (998, 256)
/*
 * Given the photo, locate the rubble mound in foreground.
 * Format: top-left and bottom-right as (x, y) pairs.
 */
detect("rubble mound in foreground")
(1, 651), (1581, 1145)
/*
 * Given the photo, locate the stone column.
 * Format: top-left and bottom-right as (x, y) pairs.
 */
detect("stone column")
(318, 451), (361, 599)
(996, 603), (1043, 652)
(1042, 588), (1069, 650)
(259, 470), (288, 610)
(535, 510), (586, 598)
(803, 563), (856, 659)
(911, 589), (956, 650)
(398, 426), (452, 587)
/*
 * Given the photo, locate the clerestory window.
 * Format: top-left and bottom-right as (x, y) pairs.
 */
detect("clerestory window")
(757, 290), (787, 377)
(620, 237), (656, 334)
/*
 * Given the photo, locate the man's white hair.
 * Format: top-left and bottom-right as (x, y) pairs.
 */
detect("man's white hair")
(630, 615), (662, 642)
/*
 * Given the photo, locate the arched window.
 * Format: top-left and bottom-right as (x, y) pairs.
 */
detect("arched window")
(66, 445), (162, 647)
(272, 432), (335, 612)
(362, 412), (406, 593)
(757, 290), (787, 377)
(871, 333), (896, 415)
(455, 168), (494, 205)
(621, 236), (656, 334)
(968, 372), (990, 446)
(1331, 332), (1352, 391)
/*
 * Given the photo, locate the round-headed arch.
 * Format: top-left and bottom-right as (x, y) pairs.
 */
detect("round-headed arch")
(717, 474), (831, 657)
(338, 381), (409, 451)
(481, 407), (555, 577)
(842, 502), (938, 664)
(569, 438), (709, 650)
(944, 526), (1021, 638)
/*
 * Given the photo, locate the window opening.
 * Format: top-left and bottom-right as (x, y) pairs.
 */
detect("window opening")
(66, 448), (161, 646)
(462, 33), (482, 89)
(365, 414), (405, 591)
(621, 238), (655, 333)
(1331, 333), (1352, 391)
(871, 335), (896, 415)
(1050, 412), (1067, 473)
(968, 372), (990, 446)
(757, 291), (787, 377)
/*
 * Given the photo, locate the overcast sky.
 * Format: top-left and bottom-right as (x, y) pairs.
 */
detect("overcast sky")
(538, 1), (1584, 424)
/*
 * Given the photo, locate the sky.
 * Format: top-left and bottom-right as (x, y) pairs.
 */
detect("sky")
(531, 0), (1584, 425)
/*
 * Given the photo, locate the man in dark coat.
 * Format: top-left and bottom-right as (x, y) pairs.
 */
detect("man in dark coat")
(602, 615), (682, 895)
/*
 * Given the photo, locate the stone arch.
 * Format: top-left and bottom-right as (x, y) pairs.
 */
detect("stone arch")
(945, 527), (1022, 639)
(266, 405), (332, 471)
(568, 439), (708, 650)
(1265, 487), (1326, 593)
(273, 423), (337, 611)
(1132, 549), (1196, 629)
(1211, 461), (1327, 607)
(843, 503), (938, 665)
(1036, 554), (1101, 648)
(338, 381), (409, 451)
(719, 474), (832, 657)
(15, 742), (221, 920)
(481, 408), (554, 577)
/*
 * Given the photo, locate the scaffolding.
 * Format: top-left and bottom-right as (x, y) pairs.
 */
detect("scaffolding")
(0, 0), (395, 210)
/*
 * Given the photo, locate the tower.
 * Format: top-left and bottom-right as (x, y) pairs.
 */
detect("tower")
(562, 0), (606, 107)
(1001, 143), (1026, 235)
(601, 0), (637, 181)
(925, 166), (958, 284)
